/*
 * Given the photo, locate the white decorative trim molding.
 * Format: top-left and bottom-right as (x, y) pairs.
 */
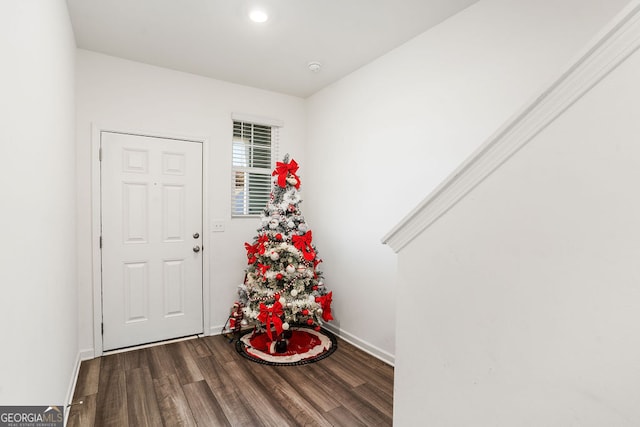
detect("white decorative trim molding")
(79, 348), (95, 361)
(382, 1), (640, 253)
(210, 324), (227, 336)
(231, 112), (284, 127)
(323, 324), (395, 366)
(65, 352), (82, 424)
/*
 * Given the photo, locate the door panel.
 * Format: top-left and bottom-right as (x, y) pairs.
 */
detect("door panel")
(124, 261), (148, 322)
(101, 131), (203, 351)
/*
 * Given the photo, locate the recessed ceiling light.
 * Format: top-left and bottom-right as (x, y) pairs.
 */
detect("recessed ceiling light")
(249, 9), (268, 23)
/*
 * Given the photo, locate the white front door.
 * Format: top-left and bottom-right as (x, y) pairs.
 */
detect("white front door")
(101, 131), (203, 351)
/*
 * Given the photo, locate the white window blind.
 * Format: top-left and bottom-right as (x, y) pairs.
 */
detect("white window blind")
(232, 120), (280, 216)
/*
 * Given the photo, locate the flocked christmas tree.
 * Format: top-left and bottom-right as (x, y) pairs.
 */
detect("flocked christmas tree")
(237, 154), (333, 350)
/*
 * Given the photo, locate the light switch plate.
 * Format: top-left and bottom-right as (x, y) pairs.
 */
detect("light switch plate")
(211, 221), (225, 232)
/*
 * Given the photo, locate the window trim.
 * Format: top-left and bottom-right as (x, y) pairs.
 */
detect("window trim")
(231, 115), (282, 217)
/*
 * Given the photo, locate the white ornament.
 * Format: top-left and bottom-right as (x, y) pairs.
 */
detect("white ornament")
(286, 264), (295, 273)
(269, 219), (279, 229)
(298, 223), (308, 232)
(290, 289), (298, 297)
(279, 296), (286, 305)
(309, 295), (316, 302)
(317, 308), (323, 315)
(283, 190), (301, 205)
(269, 250), (280, 261)
(282, 322), (290, 330)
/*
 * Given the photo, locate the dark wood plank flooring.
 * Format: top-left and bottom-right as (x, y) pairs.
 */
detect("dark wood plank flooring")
(68, 334), (393, 426)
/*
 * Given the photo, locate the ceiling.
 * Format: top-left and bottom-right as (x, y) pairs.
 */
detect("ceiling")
(66, 0), (479, 98)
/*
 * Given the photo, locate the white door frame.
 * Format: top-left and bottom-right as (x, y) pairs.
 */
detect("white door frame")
(91, 123), (210, 357)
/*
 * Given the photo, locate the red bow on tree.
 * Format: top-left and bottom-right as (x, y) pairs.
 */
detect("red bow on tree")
(292, 231), (316, 261)
(244, 242), (258, 264)
(258, 301), (284, 340)
(315, 291), (333, 322)
(272, 159), (301, 189)
(257, 263), (271, 276)
(257, 234), (269, 255)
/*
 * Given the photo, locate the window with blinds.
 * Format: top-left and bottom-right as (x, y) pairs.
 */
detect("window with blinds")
(232, 120), (279, 216)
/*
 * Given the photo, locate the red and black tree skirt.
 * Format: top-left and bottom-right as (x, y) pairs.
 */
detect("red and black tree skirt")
(235, 326), (337, 366)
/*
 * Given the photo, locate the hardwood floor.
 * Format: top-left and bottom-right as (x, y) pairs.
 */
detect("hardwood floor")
(68, 334), (393, 426)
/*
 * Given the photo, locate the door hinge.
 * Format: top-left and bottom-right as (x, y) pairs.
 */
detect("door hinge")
(101, 323), (104, 335)
(99, 236), (102, 249)
(99, 147), (102, 162)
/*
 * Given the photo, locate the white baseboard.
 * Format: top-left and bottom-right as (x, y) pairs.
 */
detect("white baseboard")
(64, 352), (82, 426)
(79, 348), (95, 361)
(209, 324), (227, 336)
(323, 324), (395, 366)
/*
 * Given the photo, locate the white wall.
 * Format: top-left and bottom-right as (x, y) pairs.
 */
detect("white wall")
(395, 31), (640, 426)
(75, 50), (306, 354)
(0, 0), (77, 405)
(305, 0), (630, 362)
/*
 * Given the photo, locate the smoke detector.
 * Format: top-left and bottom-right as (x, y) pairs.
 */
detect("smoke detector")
(308, 61), (322, 73)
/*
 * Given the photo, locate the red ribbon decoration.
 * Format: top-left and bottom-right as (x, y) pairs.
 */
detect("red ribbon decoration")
(292, 231), (316, 261)
(272, 159), (301, 189)
(257, 301), (284, 340)
(244, 242), (258, 264)
(257, 234), (269, 255)
(257, 263), (270, 276)
(315, 291), (333, 322)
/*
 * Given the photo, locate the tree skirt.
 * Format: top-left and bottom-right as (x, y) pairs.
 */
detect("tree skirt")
(236, 326), (337, 366)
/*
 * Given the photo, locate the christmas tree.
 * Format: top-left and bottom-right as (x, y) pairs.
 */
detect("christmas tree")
(237, 155), (333, 350)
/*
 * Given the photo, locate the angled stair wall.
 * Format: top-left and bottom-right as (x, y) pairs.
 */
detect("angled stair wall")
(388, 2), (640, 425)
